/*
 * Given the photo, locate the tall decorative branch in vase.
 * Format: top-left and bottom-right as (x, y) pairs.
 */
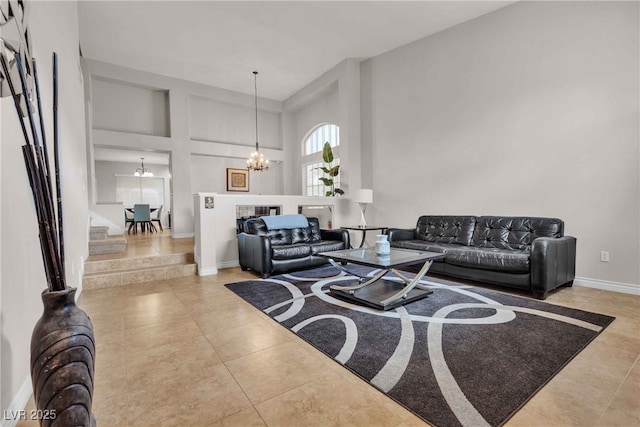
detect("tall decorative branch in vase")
(319, 142), (344, 197)
(1, 2), (96, 424)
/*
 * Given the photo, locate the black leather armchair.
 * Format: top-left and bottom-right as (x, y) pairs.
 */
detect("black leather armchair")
(238, 217), (349, 278)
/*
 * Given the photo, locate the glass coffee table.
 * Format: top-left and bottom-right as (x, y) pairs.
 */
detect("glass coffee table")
(317, 248), (444, 311)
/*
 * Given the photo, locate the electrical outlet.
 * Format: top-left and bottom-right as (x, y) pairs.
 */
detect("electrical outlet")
(600, 251), (610, 262)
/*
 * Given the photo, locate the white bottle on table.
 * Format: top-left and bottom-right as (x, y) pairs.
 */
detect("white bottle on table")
(375, 234), (390, 256)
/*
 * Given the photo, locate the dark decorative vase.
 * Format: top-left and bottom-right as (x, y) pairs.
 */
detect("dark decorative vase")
(30, 288), (97, 427)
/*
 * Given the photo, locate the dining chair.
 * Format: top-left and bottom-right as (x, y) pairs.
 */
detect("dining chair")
(151, 205), (164, 231)
(131, 204), (152, 234)
(125, 209), (135, 233)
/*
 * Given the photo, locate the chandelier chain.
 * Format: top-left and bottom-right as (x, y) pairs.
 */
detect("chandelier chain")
(247, 70), (269, 171)
(254, 71), (258, 150)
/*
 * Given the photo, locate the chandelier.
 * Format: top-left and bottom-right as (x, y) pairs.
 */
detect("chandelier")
(247, 71), (269, 171)
(134, 157), (153, 177)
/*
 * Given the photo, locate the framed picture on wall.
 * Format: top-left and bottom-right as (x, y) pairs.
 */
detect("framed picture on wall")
(227, 168), (249, 192)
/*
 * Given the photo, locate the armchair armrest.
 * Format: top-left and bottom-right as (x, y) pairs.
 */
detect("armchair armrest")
(531, 236), (577, 298)
(321, 229), (350, 249)
(386, 228), (416, 242)
(237, 232), (272, 277)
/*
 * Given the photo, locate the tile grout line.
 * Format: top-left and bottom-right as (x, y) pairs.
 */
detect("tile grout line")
(189, 279), (274, 427)
(597, 352), (640, 424)
(180, 281), (257, 425)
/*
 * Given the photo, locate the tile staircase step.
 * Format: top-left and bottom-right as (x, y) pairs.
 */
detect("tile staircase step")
(88, 237), (127, 255)
(83, 253), (196, 290)
(84, 253), (193, 274)
(89, 226), (109, 241)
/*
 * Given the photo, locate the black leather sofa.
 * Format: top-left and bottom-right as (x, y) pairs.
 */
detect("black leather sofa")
(387, 215), (576, 299)
(238, 216), (350, 278)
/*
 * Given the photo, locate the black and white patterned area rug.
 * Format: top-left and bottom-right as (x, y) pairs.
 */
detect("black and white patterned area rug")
(225, 265), (614, 427)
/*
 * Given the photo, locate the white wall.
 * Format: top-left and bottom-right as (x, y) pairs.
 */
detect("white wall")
(283, 59), (362, 199)
(0, 55), (3, 413)
(92, 78), (170, 137)
(1, 0), (87, 413)
(189, 95), (282, 149)
(190, 155), (282, 195)
(290, 87), (340, 194)
(95, 161), (170, 202)
(82, 59), (286, 238)
(362, 1), (639, 288)
(293, 86), (339, 146)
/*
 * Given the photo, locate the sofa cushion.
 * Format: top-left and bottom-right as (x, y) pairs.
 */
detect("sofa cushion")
(291, 217), (323, 243)
(244, 217), (323, 244)
(391, 240), (462, 259)
(291, 227), (312, 244)
(445, 247), (530, 273)
(267, 228), (292, 246)
(245, 218), (268, 235)
(272, 244), (312, 260)
(472, 217), (564, 250)
(309, 240), (345, 255)
(308, 218), (322, 242)
(416, 216), (476, 246)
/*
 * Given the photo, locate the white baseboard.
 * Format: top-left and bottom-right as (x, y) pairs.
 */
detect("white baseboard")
(574, 276), (640, 296)
(197, 261), (239, 276)
(198, 267), (218, 276)
(218, 260), (240, 269)
(171, 232), (194, 239)
(1, 376), (32, 427)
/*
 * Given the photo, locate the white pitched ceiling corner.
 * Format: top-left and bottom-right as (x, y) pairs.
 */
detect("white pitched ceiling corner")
(78, 1), (516, 101)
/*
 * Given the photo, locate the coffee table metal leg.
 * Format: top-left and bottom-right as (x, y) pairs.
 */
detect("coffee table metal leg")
(379, 260), (434, 305)
(358, 230), (367, 248)
(327, 259), (388, 292)
(391, 269), (414, 284)
(390, 269), (433, 291)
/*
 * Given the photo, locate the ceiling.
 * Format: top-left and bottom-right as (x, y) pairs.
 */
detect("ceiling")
(78, 1), (515, 102)
(82, 1), (515, 165)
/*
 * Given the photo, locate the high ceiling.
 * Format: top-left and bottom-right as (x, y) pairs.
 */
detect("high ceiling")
(78, 1), (515, 101)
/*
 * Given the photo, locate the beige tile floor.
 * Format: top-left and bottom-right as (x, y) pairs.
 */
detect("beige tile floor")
(19, 233), (640, 426)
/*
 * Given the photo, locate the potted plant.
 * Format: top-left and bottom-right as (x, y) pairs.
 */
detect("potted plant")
(316, 142), (342, 229)
(319, 142), (344, 197)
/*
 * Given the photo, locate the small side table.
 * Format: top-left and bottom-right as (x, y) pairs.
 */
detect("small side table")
(340, 226), (388, 248)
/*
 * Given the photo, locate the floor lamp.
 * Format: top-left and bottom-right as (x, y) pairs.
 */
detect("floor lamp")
(355, 189), (373, 227)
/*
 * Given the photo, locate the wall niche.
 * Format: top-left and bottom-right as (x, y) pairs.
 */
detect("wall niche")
(92, 77), (170, 137)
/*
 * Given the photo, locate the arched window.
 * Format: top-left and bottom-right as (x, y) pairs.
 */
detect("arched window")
(302, 124), (340, 196)
(304, 123), (339, 155)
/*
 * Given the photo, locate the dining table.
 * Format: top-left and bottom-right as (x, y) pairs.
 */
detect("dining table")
(125, 207), (159, 233)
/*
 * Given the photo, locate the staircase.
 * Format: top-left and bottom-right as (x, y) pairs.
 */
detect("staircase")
(83, 252), (197, 290)
(88, 226), (127, 255)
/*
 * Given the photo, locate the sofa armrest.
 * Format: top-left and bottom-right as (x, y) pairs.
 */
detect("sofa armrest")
(237, 232), (272, 276)
(387, 228), (416, 242)
(530, 236), (577, 298)
(321, 229), (350, 249)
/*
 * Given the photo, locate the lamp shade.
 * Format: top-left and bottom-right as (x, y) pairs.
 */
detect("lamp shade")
(355, 189), (373, 204)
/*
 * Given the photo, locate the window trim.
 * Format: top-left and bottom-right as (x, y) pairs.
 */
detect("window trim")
(301, 123), (340, 196)
(301, 123), (340, 157)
